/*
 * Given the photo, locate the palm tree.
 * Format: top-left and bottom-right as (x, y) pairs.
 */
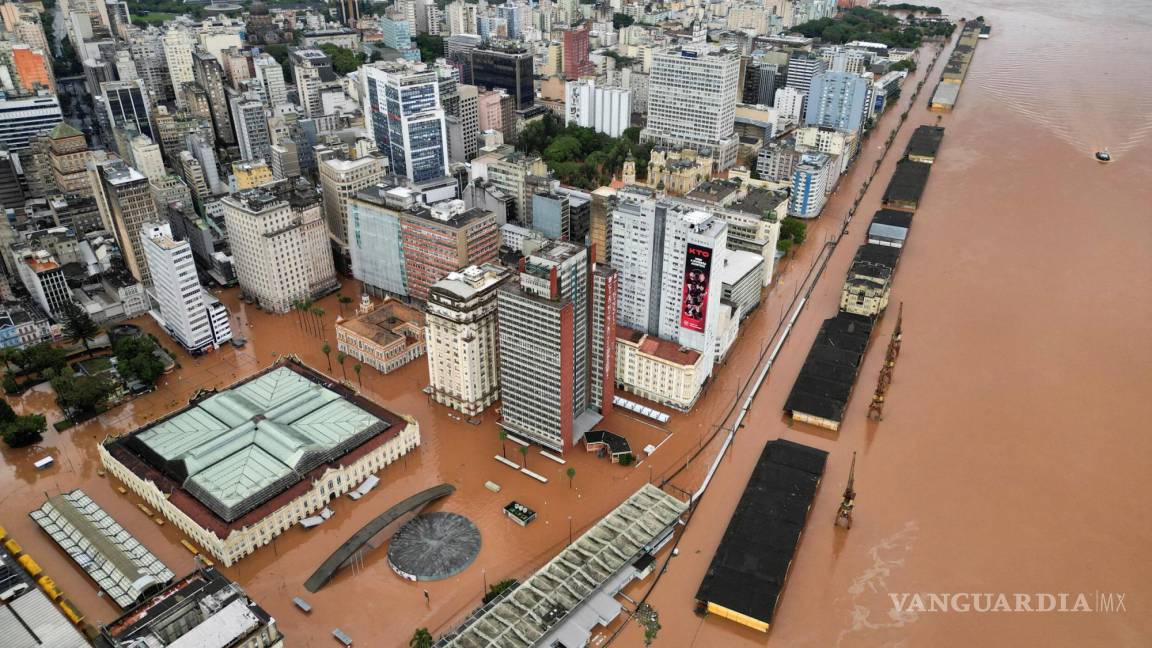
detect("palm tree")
(337, 294), (353, 316)
(410, 628), (433, 648)
(566, 466), (576, 488)
(312, 307), (325, 337)
(498, 430), (508, 458)
(336, 351), (347, 381)
(321, 342), (332, 371)
(518, 445), (528, 469)
(353, 363), (362, 386)
(292, 300), (303, 328)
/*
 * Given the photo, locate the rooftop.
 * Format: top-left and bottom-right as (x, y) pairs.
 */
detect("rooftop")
(720, 250), (765, 285)
(106, 360), (407, 532)
(905, 125), (945, 159)
(618, 326), (703, 366)
(695, 439), (828, 627)
(430, 264), (511, 301)
(338, 298), (425, 350)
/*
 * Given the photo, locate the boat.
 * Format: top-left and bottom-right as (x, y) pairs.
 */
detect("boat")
(1095, 148), (1111, 163)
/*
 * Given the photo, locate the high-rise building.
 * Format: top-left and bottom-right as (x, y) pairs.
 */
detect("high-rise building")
(290, 48), (333, 119)
(90, 159), (160, 285)
(788, 152), (832, 218)
(192, 49), (236, 145)
(469, 46), (534, 109)
(564, 79), (632, 138)
(221, 179), (338, 313)
(348, 183), (414, 298)
(530, 191), (570, 240)
(426, 263), (511, 416)
(251, 52), (288, 106)
(456, 83), (480, 161)
(337, 0), (360, 26)
(773, 86), (806, 124)
(142, 222), (232, 352)
(609, 187), (729, 374)
(805, 70), (871, 133)
(485, 152), (548, 224)
(562, 27), (592, 79)
(446, 1), (480, 35)
(318, 153), (388, 254)
(128, 27), (171, 103)
(228, 89), (272, 162)
(45, 122), (93, 197)
(0, 91), (62, 151)
(497, 242), (617, 451)
(785, 51), (826, 116)
(98, 79), (154, 149)
(642, 47), (740, 168)
(14, 250), (72, 319)
(128, 135), (165, 181)
(362, 62), (449, 182)
(162, 27), (196, 108)
(400, 199), (499, 301)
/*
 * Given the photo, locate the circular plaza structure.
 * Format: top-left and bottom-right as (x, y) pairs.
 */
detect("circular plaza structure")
(387, 512), (481, 581)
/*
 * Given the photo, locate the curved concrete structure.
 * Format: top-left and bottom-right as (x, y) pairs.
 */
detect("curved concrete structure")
(304, 484), (455, 592)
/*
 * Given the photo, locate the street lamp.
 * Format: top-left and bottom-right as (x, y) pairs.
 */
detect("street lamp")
(567, 515), (573, 546)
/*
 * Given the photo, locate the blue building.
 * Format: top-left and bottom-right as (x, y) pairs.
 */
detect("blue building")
(348, 183), (412, 297)
(531, 192), (570, 240)
(362, 62), (449, 183)
(788, 153), (832, 219)
(804, 71), (870, 133)
(381, 16), (421, 62)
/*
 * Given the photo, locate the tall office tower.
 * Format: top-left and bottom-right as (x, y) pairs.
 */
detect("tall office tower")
(252, 52), (288, 106)
(142, 222), (232, 352)
(564, 79), (631, 138)
(642, 47), (741, 169)
(469, 46), (534, 109)
(435, 64), (460, 116)
(486, 153), (548, 225)
(362, 62), (449, 182)
(163, 26), (196, 108)
(774, 86), (805, 124)
(128, 135), (165, 181)
(530, 191), (570, 240)
(0, 91), (61, 152)
(561, 27), (592, 79)
(90, 159), (160, 286)
(609, 187), (729, 372)
(228, 89), (272, 162)
(221, 179), (338, 313)
(347, 183), (414, 298)
(742, 60), (778, 106)
(424, 3), (443, 35)
(446, 1), (479, 35)
(589, 265), (618, 415)
(46, 123), (93, 197)
(381, 15), (421, 62)
(456, 84), (479, 161)
(589, 186), (615, 264)
(495, 2), (522, 39)
(497, 242), (616, 451)
(291, 48), (333, 119)
(805, 70), (871, 133)
(318, 153), (388, 256)
(785, 51), (826, 116)
(400, 199), (499, 301)
(425, 264), (511, 416)
(192, 49), (236, 146)
(336, 0), (360, 26)
(13, 247), (72, 319)
(788, 152), (832, 218)
(128, 28), (171, 103)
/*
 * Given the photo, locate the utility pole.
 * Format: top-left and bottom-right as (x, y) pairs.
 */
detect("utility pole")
(835, 452), (857, 529)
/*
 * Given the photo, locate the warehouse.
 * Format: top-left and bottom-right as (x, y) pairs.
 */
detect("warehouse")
(905, 125), (946, 164)
(695, 439), (828, 632)
(867, 209), (913, 248)
(882, 159), (932, 212)
(784, 313), (875, 430)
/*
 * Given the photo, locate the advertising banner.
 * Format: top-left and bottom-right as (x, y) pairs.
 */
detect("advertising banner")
(680, 243), (712, 332)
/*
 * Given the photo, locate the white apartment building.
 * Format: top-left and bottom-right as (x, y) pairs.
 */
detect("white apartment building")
(318, 154), (389, 250)
(615, 328), (707, 411)
(565, 80), (632, 138)
(128, 135), (165, 181)
(162, 27), (196, 108)
(142, 222), (231, 353)
(425, 264), (510, 416)
(252, 52), (288, 107)
(229, 92), (272, 163)
(774, 86), (806, 125)
(222, 180), (338, 313)
(641, 47), (740, 168)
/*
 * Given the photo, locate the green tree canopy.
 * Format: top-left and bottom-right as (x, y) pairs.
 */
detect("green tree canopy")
(318, 43), (366, 75)
(612, 13), (634, 29)
(62, 302), (101, 353)
(114, 336), (165, 387)
(1, 412), (45, 448)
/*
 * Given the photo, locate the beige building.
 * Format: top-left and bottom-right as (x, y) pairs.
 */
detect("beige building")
(222, 179), (337, 313)
(232, 159), (274, 190)
(426, 264), (510, 416)
(318, 153), (389, 251)
(336, 298), (426, 374)
(90, 159), (159, 286)
(646, 146), (715, 196)
(615, 327), (706, 411)
(100, 360), (420, 567)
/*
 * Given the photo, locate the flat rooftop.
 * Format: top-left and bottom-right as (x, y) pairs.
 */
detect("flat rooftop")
(783, 312), (875, 423)
(338, 298), (425, 349)
(105, 360), (407, 535)
(618, 326), (702, 366)
(695, 439), (827, 627)
(905, 125), (945, 159)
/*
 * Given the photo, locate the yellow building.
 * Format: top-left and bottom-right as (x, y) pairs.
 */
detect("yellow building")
(336, 298), (426, 374)
(646, 146), (715, 195)
(232, 159), (273, 190)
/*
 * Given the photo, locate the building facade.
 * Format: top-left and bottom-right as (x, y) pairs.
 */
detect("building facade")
(642, 48), (740, 169)
(142, 222), (232, 353)
(362, 62), (449, 183)
(91, 159), (160, 286)
(336, 298), (426, 374)
(400, 199), (499, 301)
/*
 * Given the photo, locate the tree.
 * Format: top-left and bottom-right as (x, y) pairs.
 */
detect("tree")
(322, 342), (333, 371)
(312, 307), (325, 336)
(54, 374), (114, 415)
(0, 398), (16, 425)
(890, 58), (918, 72)
(482, 578), (518, 604)
(353, 363), (362, 386)
(566, 466), (576, 488)
(498, 430), (508, 458)
(635, 603), (661, 646)
(62, 302), (101, 354)
(337, 294), (353, 316)
(1, 413), (45, 448)
(115, 336), (165, 387)
(409, 628), (433, 648)
(317, 43), (366, 75)
(781, 217), (807, 246)
(414, 34), (445, 63)
(612, 13), (634, 28)
(337, 351), (347, 381)
(21, 343), (68, 376)
(518, 444), (528, 469)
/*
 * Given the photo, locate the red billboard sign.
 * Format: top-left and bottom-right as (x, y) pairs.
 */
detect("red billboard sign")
(680, 243), (712, 332)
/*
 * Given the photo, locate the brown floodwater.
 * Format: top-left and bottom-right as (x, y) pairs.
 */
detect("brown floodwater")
(2, 2), (1149, 646)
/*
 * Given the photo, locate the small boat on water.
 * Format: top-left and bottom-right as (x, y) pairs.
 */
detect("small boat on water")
(1095, 148), (1111, 163)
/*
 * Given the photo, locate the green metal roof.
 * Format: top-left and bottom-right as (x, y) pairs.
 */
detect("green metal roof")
(136, 367), (386, 520)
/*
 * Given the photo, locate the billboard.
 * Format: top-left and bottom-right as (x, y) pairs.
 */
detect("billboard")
(680, 243), (712, 332)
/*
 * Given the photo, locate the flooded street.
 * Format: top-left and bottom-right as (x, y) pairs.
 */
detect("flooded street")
(2, 1), (1149, 646)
